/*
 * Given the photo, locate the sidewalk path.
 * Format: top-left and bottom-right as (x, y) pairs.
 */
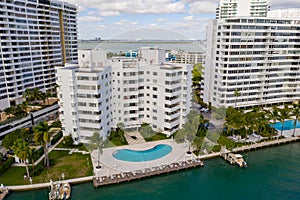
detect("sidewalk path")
(54, 148), (89, 155)
(12, 137), (64, 167)
(7, 176), (93, 191)
(124, 131), (146, 145)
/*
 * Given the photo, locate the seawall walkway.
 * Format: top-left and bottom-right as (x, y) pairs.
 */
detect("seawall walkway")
(7, 176), (93, 191)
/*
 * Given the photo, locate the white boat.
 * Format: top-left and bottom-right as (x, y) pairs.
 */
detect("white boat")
(49, 181), (71, 200)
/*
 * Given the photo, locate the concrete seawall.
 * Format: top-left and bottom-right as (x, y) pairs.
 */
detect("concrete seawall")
(7, 176), (93, 191)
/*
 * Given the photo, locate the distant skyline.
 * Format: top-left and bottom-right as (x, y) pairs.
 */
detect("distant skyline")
(67, 0), (300, 40)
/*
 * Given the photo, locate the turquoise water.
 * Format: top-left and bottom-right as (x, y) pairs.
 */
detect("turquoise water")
(112, 144), (172, 162)
(272, 120), (300, 131)
(6, 143), (300, 200)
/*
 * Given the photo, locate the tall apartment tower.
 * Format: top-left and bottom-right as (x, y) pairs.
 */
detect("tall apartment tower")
(0, 0), (77, 109)
(203, 1), (300, 108)
(56, 48), (192, 142)
(110, 47), (192, 136)
(56, 49), (111, 143)
(216, 0), (269, 19)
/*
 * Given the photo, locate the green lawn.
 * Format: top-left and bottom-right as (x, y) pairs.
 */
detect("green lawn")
(144, 133), (169, 142)
(0, 166), (28, 186)
(0, 150), (93, 186)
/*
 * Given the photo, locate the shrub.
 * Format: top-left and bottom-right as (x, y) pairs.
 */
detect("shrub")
(29, 164), (44, 177)
(32, 147), (44, 162)
(50, 120), (62, 128)
(51, 131), (63, 145)
(0, 157), (15, 175)
(62, 135), (74, 147)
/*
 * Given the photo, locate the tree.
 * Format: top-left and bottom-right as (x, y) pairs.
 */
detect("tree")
(88, 132), (104, 169)
(45, 90), (52, 105)
(24, 88), (43, 104)
(2, 128), (31, 149)
(278, 105), (291, 137)
(266, 106), (279, 133)
(234, 89), (241, 108)
(12, 139), (32, 178)
(225, 107), (243, 135)
(63, 135), (74, 146)
(192, 136), (203, 153)
(4, 106), (14, 118)
(174, 110), (200, 153)
(291, 103), (300, 137)
(33, 121), (50, 167)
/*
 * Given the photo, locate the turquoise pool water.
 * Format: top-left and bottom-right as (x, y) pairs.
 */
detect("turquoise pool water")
(272, 120), (300, 131)
(112, 144), (172, 162)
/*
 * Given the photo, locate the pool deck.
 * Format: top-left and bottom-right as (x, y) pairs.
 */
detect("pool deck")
(91, 139), (203, 187)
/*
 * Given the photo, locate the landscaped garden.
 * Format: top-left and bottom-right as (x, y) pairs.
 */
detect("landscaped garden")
(0, 150), (93, 185)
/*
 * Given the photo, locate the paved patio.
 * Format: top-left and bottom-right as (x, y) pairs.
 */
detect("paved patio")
(91, 139), (196, 178)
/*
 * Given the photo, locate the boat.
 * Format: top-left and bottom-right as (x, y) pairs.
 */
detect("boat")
(229, 153), (247, 168)
(49, 181), (71, 200)
(221, 151), (247, 168)
(59, 182), (71, 200)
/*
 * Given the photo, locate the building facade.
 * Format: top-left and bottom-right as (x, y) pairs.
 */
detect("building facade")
(57, 48), (192, 142)
(216, 0), (269, 19)
(0, 0), (77, 110)
(110, 47), (192, 136)
(56, 49), (111, 143)
(204, 10), (300, 108)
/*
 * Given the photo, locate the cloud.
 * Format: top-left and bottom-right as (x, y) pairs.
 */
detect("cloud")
(78, 16), (103, 22)
(270, 0), (300, 9)
(115, 19), (127, 25)
(67, 0), (187, 16)
(183, 15), (194, 20)
(188, 1), (217, 14)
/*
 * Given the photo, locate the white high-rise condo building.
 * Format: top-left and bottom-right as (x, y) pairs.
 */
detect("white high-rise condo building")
(204, 0), (300, 108)
(56, 49), (111, 143)
(56, 48), (192, 142)
(110, 47), (192, 136)
(0, 0), (77, 109)
(216, 0), (269, 19)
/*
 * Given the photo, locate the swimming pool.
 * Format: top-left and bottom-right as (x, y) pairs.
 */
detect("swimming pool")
(112, 144), (172, 162)
(271, 120), (300, 131)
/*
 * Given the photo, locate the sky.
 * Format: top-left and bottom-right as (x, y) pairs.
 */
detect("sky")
(65, 0), (300, 40)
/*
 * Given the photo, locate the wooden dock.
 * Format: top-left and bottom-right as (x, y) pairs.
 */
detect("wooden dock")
(93, 158), (204, 187)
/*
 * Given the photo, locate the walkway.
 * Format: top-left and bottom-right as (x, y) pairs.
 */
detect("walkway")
(124, 131), (146, 145)
(7, 176), (93, 191)
(12, 137), (64, 167)
(91, 139), (197, 180)
(53, 148), (89, 155)
(232, 136), (300, 153)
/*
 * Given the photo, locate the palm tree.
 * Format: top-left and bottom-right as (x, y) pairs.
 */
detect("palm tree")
(45, 90), (52, 105)
(192, 136), (203, 153)
(32, 88), (43, 103)
(88, 132), (104, 169)
(12, 139), (32, 178)
(266, 106), (279, 133)
(291, 103), (300, 137)
(234, 89), (241, 108)
(278, 105), (291, 137)
(33, 121), (50, 167)
(4, 106), (14, 118)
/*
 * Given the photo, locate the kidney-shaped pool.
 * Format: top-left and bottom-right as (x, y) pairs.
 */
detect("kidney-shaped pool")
(112, 144), (172, 162)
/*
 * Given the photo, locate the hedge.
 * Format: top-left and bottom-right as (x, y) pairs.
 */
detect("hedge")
(51, 131), (62, 145)
(0, 157), (15, 175)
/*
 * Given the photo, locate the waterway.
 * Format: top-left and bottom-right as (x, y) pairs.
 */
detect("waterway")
(6, 143), (300, 200)
(79, 41), (204, 53)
